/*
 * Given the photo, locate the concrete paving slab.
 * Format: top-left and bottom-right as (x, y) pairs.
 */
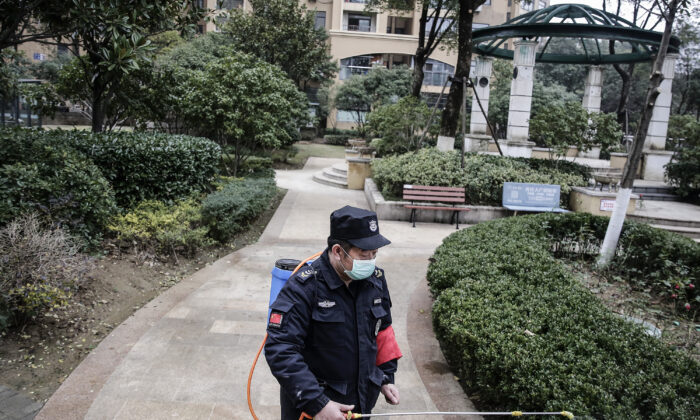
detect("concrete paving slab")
(37, 157), (479, 420)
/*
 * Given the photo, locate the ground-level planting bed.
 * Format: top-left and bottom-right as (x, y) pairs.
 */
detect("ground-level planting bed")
(428, 213), (699, 419)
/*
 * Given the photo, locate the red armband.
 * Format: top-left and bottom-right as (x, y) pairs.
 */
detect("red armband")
(376, 325), (402, 366)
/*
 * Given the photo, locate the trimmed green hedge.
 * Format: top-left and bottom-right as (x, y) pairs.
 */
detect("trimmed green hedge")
(0, 128), (117, 243)
(371, 148), (590, 207)
(201, 177), (277, 242)
(323, 134), (349, 146)
(428, 213), (699, 419)
(41, 129), (221, 208)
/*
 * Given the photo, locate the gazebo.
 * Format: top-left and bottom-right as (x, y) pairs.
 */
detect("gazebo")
(463, 3), (680, 177)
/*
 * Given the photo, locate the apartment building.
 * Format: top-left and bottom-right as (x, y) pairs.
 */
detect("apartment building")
(200, 0), (546, 128)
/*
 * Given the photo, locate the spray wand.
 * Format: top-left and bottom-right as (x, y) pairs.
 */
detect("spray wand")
(339, 410), (575, 418)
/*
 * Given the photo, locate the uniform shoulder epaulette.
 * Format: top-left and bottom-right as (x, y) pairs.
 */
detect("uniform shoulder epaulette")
(374, 267), (384, 278)
(295, 268), (316, 283)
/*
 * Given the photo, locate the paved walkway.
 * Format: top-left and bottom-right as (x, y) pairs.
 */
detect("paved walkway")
(37, 157), (479, 420)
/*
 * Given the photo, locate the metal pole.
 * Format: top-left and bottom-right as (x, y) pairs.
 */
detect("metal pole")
(460, 77), (467, 168)
(351, 410), (574, 418)
(468, 78), (504, 156)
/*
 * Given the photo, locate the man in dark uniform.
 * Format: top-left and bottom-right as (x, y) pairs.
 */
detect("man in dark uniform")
(265, 206), (401, 420)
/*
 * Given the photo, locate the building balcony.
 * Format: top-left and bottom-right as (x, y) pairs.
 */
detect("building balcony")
(343, 24), (373, 32)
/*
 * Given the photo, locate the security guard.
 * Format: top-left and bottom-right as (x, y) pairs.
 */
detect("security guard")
(265, 206), (401, 420)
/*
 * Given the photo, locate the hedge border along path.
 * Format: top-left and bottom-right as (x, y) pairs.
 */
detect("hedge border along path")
(427, 213), (699, 419)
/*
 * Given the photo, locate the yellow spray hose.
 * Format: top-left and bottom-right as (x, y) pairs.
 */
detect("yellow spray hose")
(247, 252), (575, 420)
(247, 251), (323, 420)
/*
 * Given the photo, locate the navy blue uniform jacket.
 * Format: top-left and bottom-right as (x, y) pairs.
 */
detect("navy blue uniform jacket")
(264, 250), (398, 419)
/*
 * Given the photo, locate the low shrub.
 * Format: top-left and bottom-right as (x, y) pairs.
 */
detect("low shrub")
(107, 198), (214, 256)
(239, 156), (275, 178)
(323, 134), (349, 146)
(366, 96), (437, 156)
(0, 128), (117, 243)
(41, 130), (221, 208)
(201, 177), (277, 242)
(0, 214), (93, 330)
(371, 149), (589, 207)
(665, 116), (700, 202)
(428, 213), (699, 418)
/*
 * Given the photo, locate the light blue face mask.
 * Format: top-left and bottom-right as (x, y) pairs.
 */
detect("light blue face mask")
(341, 247), (376, 280)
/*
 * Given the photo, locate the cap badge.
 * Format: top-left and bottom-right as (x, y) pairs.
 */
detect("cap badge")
(369, 220), (378, 232)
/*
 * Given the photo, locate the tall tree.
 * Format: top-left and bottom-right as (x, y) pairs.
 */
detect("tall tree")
(222, 0), (337, 90)
(672, 16), (700, 116)
(369, 0), (458, 98)
(598, 0), (689, 266)
(0, 0), (66, 51)
(439, 0), (486, 137)
(602, 0), (663, 126)
(54, 0), (206, 132)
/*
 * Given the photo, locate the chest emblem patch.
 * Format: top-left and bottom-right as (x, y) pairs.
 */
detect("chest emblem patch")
(318, 300), (336, 308)
(269, 312), (283, 328)
(299, 269), (313, 279)
(375, 319), (382, 336)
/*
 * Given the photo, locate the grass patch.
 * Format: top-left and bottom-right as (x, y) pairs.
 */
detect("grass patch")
(272, 142), (346, 169)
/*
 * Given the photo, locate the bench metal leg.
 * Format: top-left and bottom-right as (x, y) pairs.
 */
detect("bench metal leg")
(453, 210), (459, 230)
(411, 209), (416, 228)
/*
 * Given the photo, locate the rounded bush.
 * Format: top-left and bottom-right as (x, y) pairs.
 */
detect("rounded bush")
(428, 213), (700, 418)
(42, 129), (221, 208)
(0, 128), (117, 243)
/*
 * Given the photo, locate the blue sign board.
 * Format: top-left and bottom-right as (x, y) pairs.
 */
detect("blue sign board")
(502, 182), (567, 212)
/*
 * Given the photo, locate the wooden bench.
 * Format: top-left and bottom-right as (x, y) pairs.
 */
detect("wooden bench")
(502, 182), (569, 215)
(403, 185), (471, 229)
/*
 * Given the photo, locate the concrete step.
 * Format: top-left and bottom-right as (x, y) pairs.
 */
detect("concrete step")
(323, 167), (347, 182)
(634, 186), (675, 194)
(695, 238), (700, 243)
(331, 162), (348, 175)
(650, 224), (700, 239)
(636, 192), (682, 202)
(312, 171), (347, 189)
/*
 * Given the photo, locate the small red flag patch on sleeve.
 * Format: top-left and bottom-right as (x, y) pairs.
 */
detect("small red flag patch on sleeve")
(269, 312), (283, 328)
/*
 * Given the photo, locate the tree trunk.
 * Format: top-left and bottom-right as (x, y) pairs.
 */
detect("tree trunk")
(439, 3), (474, 137)
(91, 89), (105, 133)
(598, 0), (680, 267)
(614, 63), (634, 127)
(411, 53), (427, 98)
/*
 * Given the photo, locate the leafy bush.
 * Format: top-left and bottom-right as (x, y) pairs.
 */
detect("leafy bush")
(428, 213), (699, 419)
(0, 128), (117, 243)
(529, 101), (622, 155)
(366, 96), (437, 156)
(0, 214), (93, 330)
(42, 130), (221, 208)
(371, 148), (589, 207)
(323, 134), (349, 146)
(107, 198), (214, 256)
(666, 116), (700, 202)
(239, 156), (275, 178)
(201, 177), (277, 242)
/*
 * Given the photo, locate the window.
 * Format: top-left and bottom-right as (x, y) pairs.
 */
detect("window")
(346, 14), (372, 32)
(57, 44), (69, 55)
(196, 0), (205, 8)
(197, 24), (205, 34)
(506, 12), (511, 21)
(387, 16), (410, 34)
(337, 110), (367, 123)
(422, 59), (454, 87)
(340, 55), (373, 79)
(426, 17), (453, 35)
(508, 0), (512, 6)
(539, 0), (547, 9)
(218, 0), (242, 9)
(315, 11), (326, 30)
(422, 92), (448, 110)
(521, 1), (533, 11)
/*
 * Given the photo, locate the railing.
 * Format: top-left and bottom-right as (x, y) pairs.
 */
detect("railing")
(343, 24), (372, 32)
(344, 0), (368, 3)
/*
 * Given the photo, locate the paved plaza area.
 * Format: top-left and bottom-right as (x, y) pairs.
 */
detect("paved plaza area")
(36, 157), (481, 420)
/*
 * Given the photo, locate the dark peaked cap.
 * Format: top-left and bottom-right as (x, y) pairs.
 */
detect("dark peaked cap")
(329, 205), (391, 250)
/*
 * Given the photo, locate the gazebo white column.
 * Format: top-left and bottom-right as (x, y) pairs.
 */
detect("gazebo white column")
(644, 53), (678, 149)
(506, 40), (538, 141)
(469, 56), (493, 135)
(582, 65), (603, 113)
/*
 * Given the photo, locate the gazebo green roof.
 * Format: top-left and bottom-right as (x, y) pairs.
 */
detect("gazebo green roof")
(471, 3), (681, 64)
